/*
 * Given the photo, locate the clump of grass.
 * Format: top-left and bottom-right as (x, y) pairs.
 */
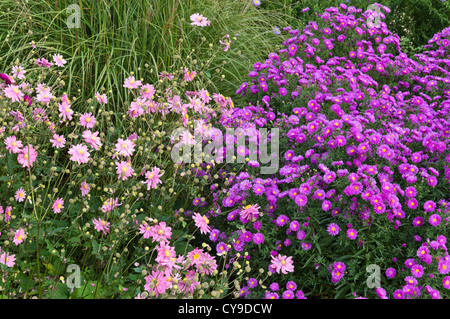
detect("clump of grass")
(0, 0), (290, 115)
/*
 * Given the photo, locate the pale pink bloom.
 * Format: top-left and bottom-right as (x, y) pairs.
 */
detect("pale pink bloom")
(52, 198), (64, 214)
(190, 13), (210, 27)
(4, 135), (23, 154)
(150, 221), (172, 242)
(82, 130), (102, 150)
(199, 89), (211, 103)
(52, 54), (67, 67)
(146, 99), (159, 113)
(12, 66), (26, 79)
(138, 222), (153, 239)
(127, 100), (145, 118)
(34, 58), (53, 68)
(35, 87), (54, 104)
(68, 144), (90, 164)
(178, 270), (200, 295)
(17, 144), (37, 168)
(80, 180), (90, 196)
(14, 188), (26, 202)
(35, 83), (48, 94)
(4, 85), (24, 103)
(270, 254), (294, 274)
(13, 228), (25, 245)
(240, 204), (261, 222)
(58, 102), (74, 121)
(144, 270), (171, 297)
(30, 41), (36, 48)
(123, 76), (142, 89)
(115, 138), (135, 157)
(4, 206), (12, 222)
(47, 122), (56, 134)
(158, 71), (174, 80)
(219, 34), (231, 51)
(187, 247), (205, 266)
(101, 197), (121, 213)
(115, 160), (134, 180)
(79, 112), (96, 129)
(140, 84), (155, 99)
(127, 132), (139, 142)
(95, 92), (108, 104)
(0, 252), (16, 267)
(192, 212), (211, 234)
(50, 134), (66, 149)
(184, 67), (196, 82)
(142, 167), (163, 190)
(155, 241), (177, 267)
(93, 217), (110, 235)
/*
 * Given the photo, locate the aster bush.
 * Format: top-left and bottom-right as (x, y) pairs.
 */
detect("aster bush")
(190, 3), (450, 299)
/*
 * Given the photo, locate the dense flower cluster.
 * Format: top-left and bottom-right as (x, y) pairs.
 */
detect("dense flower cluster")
(0, 39), (240, 298)
(191, 3), (450, 298)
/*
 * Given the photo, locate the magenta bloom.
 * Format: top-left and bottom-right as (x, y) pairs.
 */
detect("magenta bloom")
(327, 223), (340, 236)
(412, 216), (424, 227)
(443, 276), (450, 289)
(386, 267), (396, 279)
(429, 214), (441, 227)
(424, 200), (436, 212)
(406, 198), (418, 209)
(270, 254), (294, 274)
(347, 228), (358, 240)
(58, 103), (74, 121)
(295, 194), (308, 207)
(427, 175), (438, 187)
(411, 264), (424, 278)
(144, 270), (171, 297)
(253, 233), (265, 245)
(95, 92), (108, 104)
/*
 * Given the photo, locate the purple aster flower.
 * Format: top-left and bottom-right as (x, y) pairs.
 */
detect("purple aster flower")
(327, 223), (340, 236)
(253, 233), (265, 245)
(411, 264), (424, 278)
(429, 214), (441, 227)
(412, 216), (424, 227)
(276, 214), (289, 227)
(386, 267), (396, 279)
(347, 228), (357, 240)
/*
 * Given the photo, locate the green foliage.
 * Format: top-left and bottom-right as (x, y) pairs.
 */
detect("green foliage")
(0, 0), (288, 114)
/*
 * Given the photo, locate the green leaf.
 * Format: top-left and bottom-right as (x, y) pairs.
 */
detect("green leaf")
(50, 282), (71, 299)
